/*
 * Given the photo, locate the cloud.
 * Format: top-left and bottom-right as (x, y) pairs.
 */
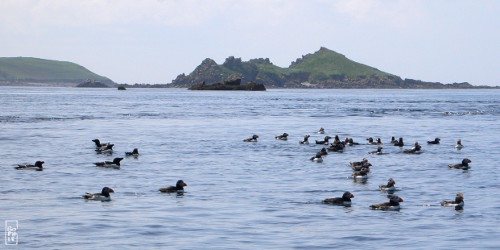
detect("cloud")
(0, 0), (232, 33)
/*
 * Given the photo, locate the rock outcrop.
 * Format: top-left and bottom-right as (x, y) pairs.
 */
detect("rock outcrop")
(76, 80), (110, 88)
(188, 79), (266, 91)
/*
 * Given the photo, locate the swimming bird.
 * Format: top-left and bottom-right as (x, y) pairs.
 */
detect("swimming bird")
(427, 138), (441, 144)
(125, 148), (139, 157)
(315, 136), (331, 145)
(299, 135), (311, 144)
(328, 141), (345, 152)
(351, 160), (372, 173)
(95, 144), (114, 154)
(448, 158), (472, 170)
(366, 137), (377, 145)
(370, 195), (404, 210)
(243, 135), (259, 142)
(323, 192), (355, 206)
(159, 180), (187, 194)
(376, 138), (383, 146)
(310, 153), (324, 163)
(369, 147), (384, 155)
(275, 133), (289, 140)
(352, 164), (371, 174)
(350, 158), (370, 167)
(345, 138), (359, 146)
(317, 127), (325, 134)
(92, 139), (111, 148)
(455, 139), (464, 149)
(404, 142), (422, 154)
(352, 167), (369, 179)
(83, 187), (115, 201)
(379, 178), (396, 192)
(15, 161), (44, 171)
(94, 157), (123, 169)
(390, 136), (398, 144)
(317, 148), (328, 156)
(394, 137), (404, 147)
(332, 135), (341, 144)
(441, 192), (464, 210)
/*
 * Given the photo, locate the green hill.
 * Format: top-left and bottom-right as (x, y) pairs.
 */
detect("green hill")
(0, 57), (114, 86)
(170, 47), (408, 88)
(288, 47), (392, 79)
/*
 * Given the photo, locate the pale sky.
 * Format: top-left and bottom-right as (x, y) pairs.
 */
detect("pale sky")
(1, 0), (499, 86)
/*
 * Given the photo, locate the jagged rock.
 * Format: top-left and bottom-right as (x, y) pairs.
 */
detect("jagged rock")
(189, 79), (266, 91)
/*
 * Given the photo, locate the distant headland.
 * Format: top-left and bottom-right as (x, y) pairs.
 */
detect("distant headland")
(1, 49), (497, 89)
(0, 57), (114, 87)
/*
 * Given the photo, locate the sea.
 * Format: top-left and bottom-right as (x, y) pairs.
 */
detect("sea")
(0, 87), (499, 249)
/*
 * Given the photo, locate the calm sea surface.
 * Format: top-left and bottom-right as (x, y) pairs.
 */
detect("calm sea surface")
(1, 87), (499, 249)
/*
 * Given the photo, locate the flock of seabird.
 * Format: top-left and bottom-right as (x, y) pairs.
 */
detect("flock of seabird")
(15, 138), (186, 200)
(15, 129), (467, 210)
(243, 127), (469, 211)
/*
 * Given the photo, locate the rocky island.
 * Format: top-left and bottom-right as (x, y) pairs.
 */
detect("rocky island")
(189, 79), (266, 91)
(170, 47), (485, 89)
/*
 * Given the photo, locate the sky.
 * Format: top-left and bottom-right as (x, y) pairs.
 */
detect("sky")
(1, 0), (499, 86)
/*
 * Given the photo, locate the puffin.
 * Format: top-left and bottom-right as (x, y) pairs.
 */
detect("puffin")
(369, 147), (384, 155)
(455, 139), (464, 149)
(403, 142), (422, 154)
(323, 192), (355, 206)
(125, 148), (139, 157)
(310, 153), (324, 163)
(370, 195), (404, 210)
(95, 144), (114, 154)
(352, 162), (372, 173)
(366, 137), (377, 145)
(92, 139), (111, 148)
(317, 148), (328, 156)
(94, 157), (123, 169)
(352, 167), (369, 179)
(345, 138), (359, 146)
(159, 180), (187, 194)
(15, 161), (44, 171)
(448, 158), (472, 170)
(394, 137), (404, 147)
(427, 138), (441, 144)
(328, 142), (344, 152)
(379, 178), (396, 192)
(441, 192), (464, 210)
(275, 133), (289, 140)
(315, 136), (332, 145)
(390, 136), (398, 144)
(317, 127), (325, 134)
(299, 135), (311, 144)
(332, 135), (341, 145)
(350, 158), (370, 167)
(243, 135), (259, 142)
(83, 187), (115, 201)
